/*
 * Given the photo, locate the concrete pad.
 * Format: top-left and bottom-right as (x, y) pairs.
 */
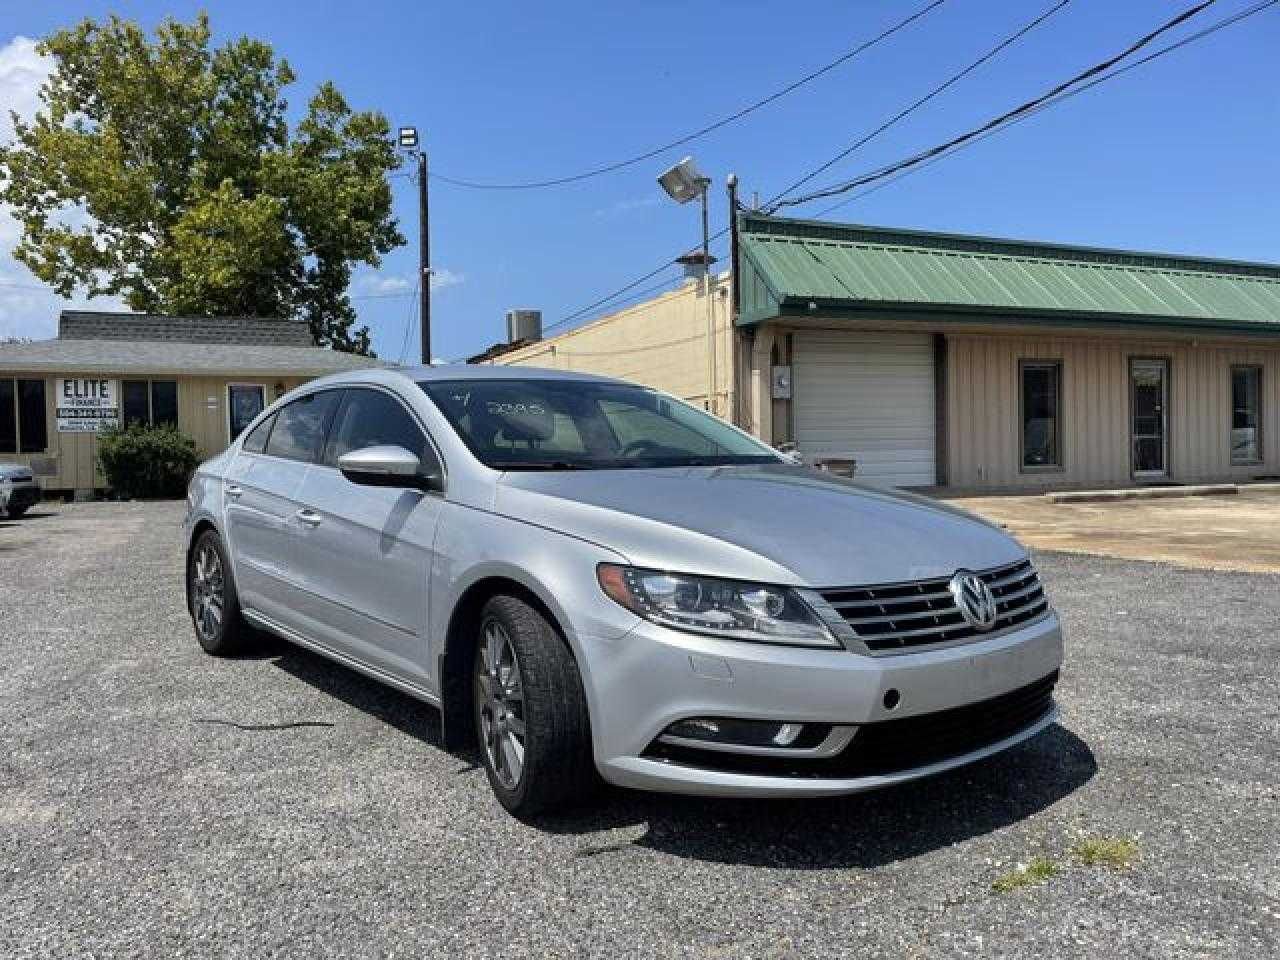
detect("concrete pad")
(943, 488), (1280, 574)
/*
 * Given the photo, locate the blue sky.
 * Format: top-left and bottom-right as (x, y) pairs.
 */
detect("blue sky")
(1, 1), (1277, 360)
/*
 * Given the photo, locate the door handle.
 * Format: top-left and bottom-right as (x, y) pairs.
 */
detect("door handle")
(294, 509), (323, 527)
(225, 484), (243, 499)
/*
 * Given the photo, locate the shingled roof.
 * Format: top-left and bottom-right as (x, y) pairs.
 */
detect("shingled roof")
(58, 311), (314, 346)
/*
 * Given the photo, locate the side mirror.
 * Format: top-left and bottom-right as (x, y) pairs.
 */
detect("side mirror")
(337, 445), (442, 492)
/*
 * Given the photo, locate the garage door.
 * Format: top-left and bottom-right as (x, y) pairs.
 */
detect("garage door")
(792, 331), (936, 487)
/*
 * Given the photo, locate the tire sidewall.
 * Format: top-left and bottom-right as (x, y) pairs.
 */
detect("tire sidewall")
(473, 605), (535, 813)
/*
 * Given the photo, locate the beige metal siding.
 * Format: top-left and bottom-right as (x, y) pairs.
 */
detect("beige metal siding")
(488, 275), (735, 417)
(0, 373), (305, 491)
(947, 333), (1280, 489)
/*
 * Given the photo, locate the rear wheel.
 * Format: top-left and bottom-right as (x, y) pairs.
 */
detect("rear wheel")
(6, 505), (26, 519)
(187, 529), (252, 656)
(473, 595), (597, 815)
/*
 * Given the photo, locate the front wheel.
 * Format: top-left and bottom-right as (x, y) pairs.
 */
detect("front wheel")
(473, 595), (597, 816)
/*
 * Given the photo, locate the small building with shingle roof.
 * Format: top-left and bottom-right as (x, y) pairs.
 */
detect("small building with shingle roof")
(0, 311), (383, 494)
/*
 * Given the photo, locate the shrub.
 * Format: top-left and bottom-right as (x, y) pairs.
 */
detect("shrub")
(97, 423), (201, 500)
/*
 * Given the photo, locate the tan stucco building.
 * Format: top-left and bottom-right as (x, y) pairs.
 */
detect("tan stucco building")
(486, 214), (1280, 492)
(0, 311), (381, 495)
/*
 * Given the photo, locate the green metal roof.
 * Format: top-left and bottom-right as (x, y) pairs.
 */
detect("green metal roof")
(737, 214), (1280, 335)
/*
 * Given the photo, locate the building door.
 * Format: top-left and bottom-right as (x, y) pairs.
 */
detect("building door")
(791, 331), (936, 487)
(1131, 359), (1169, 480)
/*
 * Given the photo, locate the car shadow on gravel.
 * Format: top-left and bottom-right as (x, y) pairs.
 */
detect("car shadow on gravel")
(265, 639), (1095, 869)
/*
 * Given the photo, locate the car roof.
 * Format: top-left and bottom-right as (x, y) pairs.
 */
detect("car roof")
(398, 363), (625, 385)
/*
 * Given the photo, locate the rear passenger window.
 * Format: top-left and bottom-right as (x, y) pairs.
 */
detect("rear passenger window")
(241, 413), (275, 454)
(266, 392), (340, 462)
(325, 388), (440, 472)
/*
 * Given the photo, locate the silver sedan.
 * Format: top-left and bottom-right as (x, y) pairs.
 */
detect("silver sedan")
(183, 366), (1063, 815)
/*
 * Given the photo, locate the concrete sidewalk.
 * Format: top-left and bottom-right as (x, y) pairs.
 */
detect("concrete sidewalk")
(945, 487), (1280, 573)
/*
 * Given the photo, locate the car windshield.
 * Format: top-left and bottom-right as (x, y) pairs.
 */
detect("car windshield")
(419, 378), (781, 470)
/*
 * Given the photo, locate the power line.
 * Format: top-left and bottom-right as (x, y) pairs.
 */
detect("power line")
(769, 0), (1218, 211)
(430, 1), (948, 191)
(761, 0), (1072, 210)
(809, 0), (1280, 220)
(539, 0), (1064, 335)
(397, 279), (420, 365)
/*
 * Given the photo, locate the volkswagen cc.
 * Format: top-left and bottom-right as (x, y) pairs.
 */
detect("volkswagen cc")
(183, 367), (1063, 814)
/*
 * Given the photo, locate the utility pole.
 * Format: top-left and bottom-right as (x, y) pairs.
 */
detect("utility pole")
(727, 173), (742, 427)
(418, 149), (431, 365)
(398, 126), (431, 365)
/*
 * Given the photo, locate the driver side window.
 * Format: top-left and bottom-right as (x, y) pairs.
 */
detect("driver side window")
(324, 388), (441, 474)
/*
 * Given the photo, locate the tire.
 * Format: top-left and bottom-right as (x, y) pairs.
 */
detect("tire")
(473, 595), (597, 816)
(187, 529), (253, 657)
(6, 506), (26, 519)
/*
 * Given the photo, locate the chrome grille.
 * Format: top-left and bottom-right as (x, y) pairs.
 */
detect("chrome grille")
(820, 558), (1049, 654)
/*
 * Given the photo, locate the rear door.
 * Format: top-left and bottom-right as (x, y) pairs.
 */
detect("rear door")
(225, 390), (340, 628)
(289, 387), (445, 686)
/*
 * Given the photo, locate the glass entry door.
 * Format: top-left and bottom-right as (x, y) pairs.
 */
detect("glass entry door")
(1131, 359), (1168, 479)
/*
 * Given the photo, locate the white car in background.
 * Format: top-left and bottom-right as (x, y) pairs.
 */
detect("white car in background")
(0, 464), (40, 518)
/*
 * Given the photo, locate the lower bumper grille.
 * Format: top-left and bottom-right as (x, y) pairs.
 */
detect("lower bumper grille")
(643, 671), (1058, 779)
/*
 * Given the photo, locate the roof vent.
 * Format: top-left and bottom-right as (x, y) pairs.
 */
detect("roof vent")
(506, 309), (542, 344)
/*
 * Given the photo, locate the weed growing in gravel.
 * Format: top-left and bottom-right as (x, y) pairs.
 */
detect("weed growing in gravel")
(1071, 836), (1139, 870)
(991, 857), (1059, 893)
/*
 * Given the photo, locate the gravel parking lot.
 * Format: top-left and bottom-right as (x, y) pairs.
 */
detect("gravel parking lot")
(2, 501), (1277, 959)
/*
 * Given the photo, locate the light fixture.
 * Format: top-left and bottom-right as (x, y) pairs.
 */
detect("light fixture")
(397, 126), (419, 149)
(657, 156), (709, 205)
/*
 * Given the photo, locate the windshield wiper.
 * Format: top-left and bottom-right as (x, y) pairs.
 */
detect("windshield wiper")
(488, 461), (593, 471)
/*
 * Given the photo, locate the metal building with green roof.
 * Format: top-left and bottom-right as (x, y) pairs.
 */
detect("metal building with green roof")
(491, 212), (1280, 491)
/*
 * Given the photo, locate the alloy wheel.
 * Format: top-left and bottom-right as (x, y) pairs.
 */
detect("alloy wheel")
(191, 544), (226, 643)
(476, 619), (527, 790)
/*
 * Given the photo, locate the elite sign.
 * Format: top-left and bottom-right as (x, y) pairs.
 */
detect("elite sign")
(56, 378), (120, 433)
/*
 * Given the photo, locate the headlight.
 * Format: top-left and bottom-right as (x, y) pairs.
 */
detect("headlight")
(597, 564), (839, 648)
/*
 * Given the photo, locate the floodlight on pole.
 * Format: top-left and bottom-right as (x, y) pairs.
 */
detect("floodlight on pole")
(398, 126), (419, 149)
(395, 124), (430, 364)
(658, 156), (717, 415)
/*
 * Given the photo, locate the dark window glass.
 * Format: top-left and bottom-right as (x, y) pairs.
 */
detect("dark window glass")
(419, 379), (775, 470)
(18, 379), (47, 453)
(266, 391), (340, 463)
(325, 388), (439, 472)
(1021, 363), (1061, 469)
(0, 379), (15, 454)
(1231, 366), (1262, 464)
(151, 381), (178, 428)
(227, 385), (265, 441)
(122, 380), (150, 426)
(241, 413), (275, 454)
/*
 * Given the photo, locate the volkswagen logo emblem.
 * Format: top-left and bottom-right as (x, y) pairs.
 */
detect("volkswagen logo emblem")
(949, 571), (998, 631)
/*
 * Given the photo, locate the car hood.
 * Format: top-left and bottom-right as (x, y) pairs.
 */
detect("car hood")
(494, 464), (1024, 587)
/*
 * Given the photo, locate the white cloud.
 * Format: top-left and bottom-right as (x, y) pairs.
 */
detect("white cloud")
(0, 36), (122, 339)
(593, 192), (664, 218)
(429, 267), (463, 292)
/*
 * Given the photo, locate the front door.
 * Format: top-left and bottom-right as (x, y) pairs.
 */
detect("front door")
(1131, 359), (1169, 480)
(289, 387), (444, 687)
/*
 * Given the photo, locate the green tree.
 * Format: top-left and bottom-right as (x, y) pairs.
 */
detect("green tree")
(0, 13), (404, 354)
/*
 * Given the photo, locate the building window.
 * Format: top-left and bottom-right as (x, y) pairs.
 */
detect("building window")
(1021, 361), (1062, 470)
(122, 379), (179, 428)
(17, 379), (47, 453)
(123, 380), (150, 426)
(1231, 366), (1262, 464)
(151, 381), (178, 427)
(0, 379), (14, 453)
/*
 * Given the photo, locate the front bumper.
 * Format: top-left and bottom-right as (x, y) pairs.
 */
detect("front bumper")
(0, 483), (40, 512)
(582, 611), (1064, 797)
